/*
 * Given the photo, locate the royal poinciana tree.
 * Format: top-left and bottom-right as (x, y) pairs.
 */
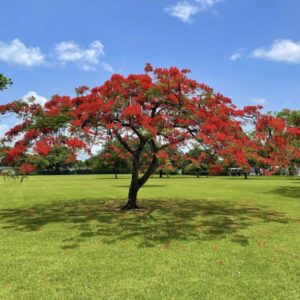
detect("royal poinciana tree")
(97, 140), (131, 179)
(253, 113), (300, 174)
(0, 64), (277, 209)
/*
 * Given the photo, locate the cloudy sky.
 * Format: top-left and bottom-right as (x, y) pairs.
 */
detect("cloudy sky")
(0, 0), (299, 133)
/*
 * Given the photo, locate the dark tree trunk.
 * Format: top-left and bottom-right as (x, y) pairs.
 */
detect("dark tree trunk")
(122, 153), (158, 210)
(115, 173), (118, 179)
(244, 173), (248, 180)
(122, 180), (139, 209)
(159, 170), (163, 178)
(122, 156), (140, 210)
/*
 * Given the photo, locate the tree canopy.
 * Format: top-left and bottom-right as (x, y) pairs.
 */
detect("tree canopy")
(0, 64), (299, 208)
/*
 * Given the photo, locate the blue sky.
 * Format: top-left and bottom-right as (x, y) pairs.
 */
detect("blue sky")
(0, 0), (299, 134)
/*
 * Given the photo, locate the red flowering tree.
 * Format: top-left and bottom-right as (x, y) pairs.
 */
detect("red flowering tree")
(253, 113), (300, 174)
(98, 140), (131, 179)
(155, 148), (185, 178)
(0, 64), (262, 209)
(185, 147), (219, 177)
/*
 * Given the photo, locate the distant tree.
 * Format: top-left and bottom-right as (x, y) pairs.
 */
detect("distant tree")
(32, 145), (76, 174)
(185, 147), (219, 177)
(276, 110), (300, 174)
(95, 140), (131, 178)
(142, 146), (184, 178)
(277, 109), (300, 128)
(253, 113), (300, 175)
(0, 74), (12, 91)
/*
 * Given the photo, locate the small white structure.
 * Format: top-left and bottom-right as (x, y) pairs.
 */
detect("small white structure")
(228, 167), (243, 176)
(0, 166), (16, 178)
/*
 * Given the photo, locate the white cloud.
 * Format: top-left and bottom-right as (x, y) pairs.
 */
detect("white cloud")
(166, 0), (220, 23)
(195, 0), (219, 9)
(230, 52), (241, 61)
(0, 124), (9, 138)
(54, 40), (105, 71)
(22, 91), (47, 106)
(165, 2), (199, 23)
(0, 38), (114, 72)
(101, 62), (114, 73)
(251, 98), (267, 105)
(0, 39), (45, 67)
(251, 39), (300, 64)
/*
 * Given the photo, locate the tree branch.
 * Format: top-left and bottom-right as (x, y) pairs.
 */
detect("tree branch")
(138, 153), (158, 188)
(114, 132), (134, 153)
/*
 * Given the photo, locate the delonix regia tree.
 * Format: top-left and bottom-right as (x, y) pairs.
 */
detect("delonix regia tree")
(0, 64), (267, 209)
(253, 113), (300, 175)
(97, 140), (131, 179)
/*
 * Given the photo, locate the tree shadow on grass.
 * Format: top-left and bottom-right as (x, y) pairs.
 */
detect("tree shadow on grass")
(269, 186), (300, 199)
(0, 198), (292, 249)
(222, 176), (300, 181)
(95, 177), (129, 180)
(112, 185), (166, 188)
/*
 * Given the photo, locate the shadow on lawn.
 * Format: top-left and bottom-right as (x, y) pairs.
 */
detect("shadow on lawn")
(221, 176), (300, 181)
(0, 199), (290, 249)
(0, 198), (292, 249)
(112, 185), (166, 188)
(270, 186), (300, 199)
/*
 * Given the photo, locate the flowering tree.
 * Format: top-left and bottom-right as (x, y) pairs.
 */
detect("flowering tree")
(277, 109), (300, 128)
(156, 148), (184, 178)
(97, 140), (131, 179)
(185, 147), (219, 177)
(253, 113), (300, 175)
(0, 64), (263, 209)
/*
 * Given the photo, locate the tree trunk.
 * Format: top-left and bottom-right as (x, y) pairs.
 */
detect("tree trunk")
(159, 170), (163, 178)
(115, 173), (118, 179)
(122, 157), (140, 210)
(244, 173), (248, 180)
(122, 180), (139, 209)
(121, 153), (158, 210)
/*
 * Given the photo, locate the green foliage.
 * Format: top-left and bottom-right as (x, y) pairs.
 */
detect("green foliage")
(277, 109), (300, 128)
(0, 74), (12, 91)
(86, 140), (131, 175)
(276, 109), (300, 165)
(33, 146), (75, 174)
(185, 146), (218, 175)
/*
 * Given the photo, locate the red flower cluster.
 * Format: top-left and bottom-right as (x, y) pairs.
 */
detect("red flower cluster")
(35, 140), (52, 156)
(20, 163), (36, 174)
(66, 138), (87, 149)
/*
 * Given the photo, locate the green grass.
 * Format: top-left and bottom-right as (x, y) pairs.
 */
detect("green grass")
(0, 175), (299, 299)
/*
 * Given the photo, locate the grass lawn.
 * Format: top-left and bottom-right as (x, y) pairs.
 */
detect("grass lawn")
(0, 175), (299, 299)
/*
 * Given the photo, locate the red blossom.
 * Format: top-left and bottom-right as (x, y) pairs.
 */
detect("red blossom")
(35, 140), (52, 156)
(144, 63), (153, 73)
(66, 138), (87, 149)
(20, 163), (36, 174)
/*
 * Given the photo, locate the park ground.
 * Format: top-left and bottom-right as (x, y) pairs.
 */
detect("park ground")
(0, 175), (299, 299)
